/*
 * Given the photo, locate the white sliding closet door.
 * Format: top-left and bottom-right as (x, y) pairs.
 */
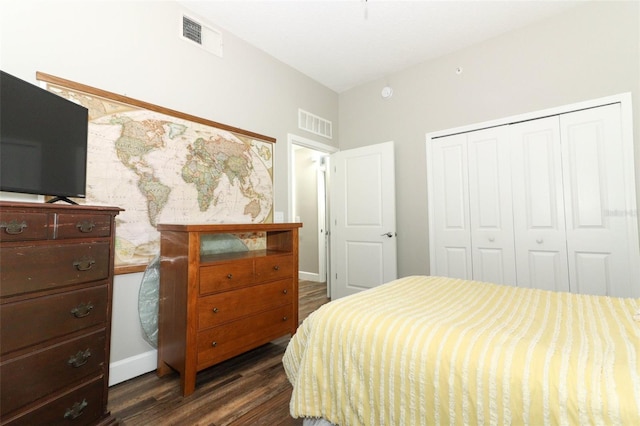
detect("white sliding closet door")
(510, 117), (570, 292)
(467, 127), (516, 285)
(429, 134), (472, 279)
(560, 104), (634, 297)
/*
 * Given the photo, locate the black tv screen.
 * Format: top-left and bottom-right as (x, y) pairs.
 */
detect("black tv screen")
(0, 70), (88, 200)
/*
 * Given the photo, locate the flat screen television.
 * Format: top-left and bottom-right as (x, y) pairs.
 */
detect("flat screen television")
(0, 70), (88, 203)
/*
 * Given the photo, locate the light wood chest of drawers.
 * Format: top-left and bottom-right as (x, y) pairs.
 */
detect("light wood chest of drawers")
(156, 223), (302, 396)
(0, 201), (121, 425)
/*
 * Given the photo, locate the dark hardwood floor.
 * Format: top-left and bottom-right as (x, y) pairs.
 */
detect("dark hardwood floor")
(108, 280), (330, 425)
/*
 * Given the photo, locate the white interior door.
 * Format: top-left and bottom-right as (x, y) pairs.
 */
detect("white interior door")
(467, 126), (516, 285)
(561, 104), (636, 297)
(428, 134), (473, 279)
(510, 117), (570, 292)
(330, 141), (397, 299)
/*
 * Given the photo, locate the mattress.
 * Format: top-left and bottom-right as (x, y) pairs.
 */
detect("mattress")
(283, 275), (640, 425)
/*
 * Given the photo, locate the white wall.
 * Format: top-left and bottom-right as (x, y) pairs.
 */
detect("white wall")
(338, 1), (640, 277)
(0, 0), (338, 384)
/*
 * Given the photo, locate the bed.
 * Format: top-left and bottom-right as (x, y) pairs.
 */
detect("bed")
(283, 275), (640, 425)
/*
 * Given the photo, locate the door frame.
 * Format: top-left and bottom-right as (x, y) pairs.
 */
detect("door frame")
(287, 134), (338, 288)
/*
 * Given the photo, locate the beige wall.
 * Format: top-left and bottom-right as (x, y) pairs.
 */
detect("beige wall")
(294, 147), (320, 276)
(338, 1), (640, 277)
(0, 0), (339, 371)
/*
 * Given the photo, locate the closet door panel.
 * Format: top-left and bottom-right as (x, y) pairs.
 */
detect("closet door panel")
(475, 248), (508, 284)
(430, 134), (472, 279)
(467, 127), (516, 285)
(574, 253), (611, 296)
(510, 117), (569, 291)
(561, 104), (631, 296)
(527, 251), (567, 292)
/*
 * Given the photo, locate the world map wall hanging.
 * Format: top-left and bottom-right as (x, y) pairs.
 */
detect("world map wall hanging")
(37, 72), (275, 273)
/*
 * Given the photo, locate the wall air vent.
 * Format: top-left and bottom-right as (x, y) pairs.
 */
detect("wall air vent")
(180, 13), (223, 57)
(298, 109), (333, 139)
(183, 16), (202, 44)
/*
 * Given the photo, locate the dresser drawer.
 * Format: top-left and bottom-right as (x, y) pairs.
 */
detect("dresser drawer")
(198, 279), (293, 330)
(56, 213), (112, 239)
(199, 258), (254, 295)
(1, 285), (108, 355)
(0, 242), (110, 297)
(0, 330), (105, 418)
(255, 254), (293, 282)
(1, 376), (105, 426)
(196, 304), (293, 369)
(0, 211), (49, 242)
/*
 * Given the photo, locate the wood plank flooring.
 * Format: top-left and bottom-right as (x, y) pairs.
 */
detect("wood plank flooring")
(107, 280), (330, 425)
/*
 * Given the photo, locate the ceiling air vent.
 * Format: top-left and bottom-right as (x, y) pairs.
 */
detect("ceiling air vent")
(180, 13), (223, 57)
(298, 109), (333, 139)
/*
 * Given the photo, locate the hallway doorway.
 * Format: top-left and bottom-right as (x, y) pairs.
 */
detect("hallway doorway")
(287, 134), (337, 296)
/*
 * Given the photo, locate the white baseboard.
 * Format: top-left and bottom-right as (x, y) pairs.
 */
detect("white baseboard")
(299, 271), (322, 282)
(109, 349), (157, 386)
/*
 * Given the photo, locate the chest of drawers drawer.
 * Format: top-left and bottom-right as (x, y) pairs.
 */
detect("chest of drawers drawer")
(199, 258), (254, 295)
(56, 213), (113, 239)
(1, 376), (105, 426)
(0, 242), (110, 297)
(198, 279), (293, 330)
(1, 285), (108, 355)
(255, 254), (293, 282)
(1, 330), (106, 418)
(0, 212), (49, 242)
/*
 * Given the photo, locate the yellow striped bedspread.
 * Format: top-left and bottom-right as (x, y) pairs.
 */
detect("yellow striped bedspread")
(283, 275), (640, 425)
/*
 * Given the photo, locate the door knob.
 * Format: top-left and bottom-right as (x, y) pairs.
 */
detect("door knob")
(380, 232), (395, 238)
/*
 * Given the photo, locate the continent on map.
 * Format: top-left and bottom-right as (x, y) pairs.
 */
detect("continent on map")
(137, 173), (171, 227)
(244, 199), (262, 219)
(112, 116), (186, 226)
(258, 145), (272, 161)
(182, 135), (267, 219)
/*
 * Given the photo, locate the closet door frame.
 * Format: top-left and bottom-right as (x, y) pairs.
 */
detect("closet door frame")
(426, 93), (639, 296)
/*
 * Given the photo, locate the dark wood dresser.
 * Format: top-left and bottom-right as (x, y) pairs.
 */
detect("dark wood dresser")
(0, 201), (121, 425)
(156, 222), (302, 396)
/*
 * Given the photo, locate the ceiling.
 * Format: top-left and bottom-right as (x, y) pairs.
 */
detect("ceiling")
(178, 0), (584, 93)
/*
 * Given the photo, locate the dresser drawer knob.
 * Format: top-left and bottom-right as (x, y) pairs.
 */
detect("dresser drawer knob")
(73, 257), (96, 271)
(68, 348), (92, 368)
(282, 289), (288, 294)
(282, 316), (288, 321)
(212, 307), (219, 313)
(273, 265), (280, 271)
(76, 220), (96, 233)
(70, 302), (94, 318)
(0, 220), (27, 235)
(211, 341), (217, 347)
(227, 273), (233, 279)
(64, 399), (88, 420)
